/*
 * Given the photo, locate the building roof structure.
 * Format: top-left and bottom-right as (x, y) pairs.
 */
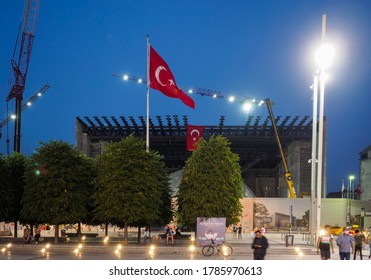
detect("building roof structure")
(76, 115), (313, 173)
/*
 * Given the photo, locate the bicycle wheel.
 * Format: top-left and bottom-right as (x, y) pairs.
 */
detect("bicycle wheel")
(202, 245), (214, 257)
(220, 243), (233, 257)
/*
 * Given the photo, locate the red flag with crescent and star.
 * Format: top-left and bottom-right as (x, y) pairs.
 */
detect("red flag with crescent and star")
(356, 184), (362, 199)
(187, 124), (205, 151)
(149, 45), (195, 109)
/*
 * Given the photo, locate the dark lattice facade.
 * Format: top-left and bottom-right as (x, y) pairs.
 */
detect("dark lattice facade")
(76, 115), (322, 197)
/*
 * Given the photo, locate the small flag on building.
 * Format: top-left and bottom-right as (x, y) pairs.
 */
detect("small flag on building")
(186, 124), (204, 151)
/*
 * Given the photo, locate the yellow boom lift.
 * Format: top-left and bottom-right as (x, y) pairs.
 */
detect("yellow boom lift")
(265, 98), (296, 198)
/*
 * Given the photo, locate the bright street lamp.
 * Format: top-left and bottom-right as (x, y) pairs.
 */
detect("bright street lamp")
(315, 44), (335, 70)
(242, 101), (252, 112)
(313, 14), (335, 243)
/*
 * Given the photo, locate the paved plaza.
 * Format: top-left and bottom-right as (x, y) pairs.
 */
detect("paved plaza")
(1, 233), (370, 260)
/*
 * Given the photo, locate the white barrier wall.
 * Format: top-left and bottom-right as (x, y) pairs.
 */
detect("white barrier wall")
(241, 197), (371, 229)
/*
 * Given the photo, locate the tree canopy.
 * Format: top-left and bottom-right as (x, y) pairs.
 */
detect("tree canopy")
(0, 155), (7, 221)
(21, 141), (95, 229)
(0, 153), (27, 225)
(93, 136), (172, 229)
(177, 135), (243, 228)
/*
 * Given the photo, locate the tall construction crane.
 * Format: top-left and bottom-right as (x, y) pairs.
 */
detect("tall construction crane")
(5, 0), (40, 153)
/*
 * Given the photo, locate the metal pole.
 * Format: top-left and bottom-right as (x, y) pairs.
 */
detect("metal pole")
(361, 208), (365, 229)
(316, 69), (325, 239)
(309, 73), (318, 245)
(315, 13), (327, 241)
(13, 98), (22, 153)
(146, 35), (150, 152)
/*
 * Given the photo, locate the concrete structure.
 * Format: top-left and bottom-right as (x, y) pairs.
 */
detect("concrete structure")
(360, 145), (371, 201)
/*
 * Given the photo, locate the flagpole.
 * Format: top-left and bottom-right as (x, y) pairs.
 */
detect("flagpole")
(146, 35), (150, 152)
(342, 179), (344, 199)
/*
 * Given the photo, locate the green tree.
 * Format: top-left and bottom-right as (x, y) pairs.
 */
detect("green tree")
(21, 141), (95, 243)
(0, 155), (7, 221)
(1, 153), (28, 237)
(177, 135), (243, 229)
(93, 136), (171, 245)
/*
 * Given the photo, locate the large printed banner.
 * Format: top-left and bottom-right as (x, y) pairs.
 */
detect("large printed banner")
(196, 217), (226, 246)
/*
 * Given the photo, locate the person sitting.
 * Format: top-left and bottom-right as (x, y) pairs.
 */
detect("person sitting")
(23, 226), (31, 244)
(34, 225), (41, 244)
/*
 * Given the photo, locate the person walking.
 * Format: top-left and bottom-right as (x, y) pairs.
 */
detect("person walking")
(336, 227), (355, 260)
(237, 224), (242, 239)
(251, 230), (269, 260)
(353, 229), (365, 260)
(317, 225), (335, 260)
(367, 227), (371, 259)
(232, 226), (237, 239)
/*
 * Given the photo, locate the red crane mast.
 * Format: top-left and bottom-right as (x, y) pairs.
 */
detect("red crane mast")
(5, 0), (40, 153)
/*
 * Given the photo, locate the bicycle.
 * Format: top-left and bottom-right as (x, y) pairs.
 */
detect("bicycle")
(202, 239), (233, 257)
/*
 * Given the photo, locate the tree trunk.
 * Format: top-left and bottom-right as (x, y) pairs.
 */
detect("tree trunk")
(105, 223), (108, 237)
(124, 221), (128, 246)
(54, 224), (59, 244)
(77, 222), (82, 242)
(14, 221), (18, 238)
(137, 226), (141, 244)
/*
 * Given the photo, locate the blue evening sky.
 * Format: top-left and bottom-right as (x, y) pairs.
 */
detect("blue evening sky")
(0, 0), (370, 194)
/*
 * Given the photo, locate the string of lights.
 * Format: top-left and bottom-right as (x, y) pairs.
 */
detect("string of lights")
(112, 73), (273, 114)
(0, 83), (51, 130)
(112, 73), (226, 100)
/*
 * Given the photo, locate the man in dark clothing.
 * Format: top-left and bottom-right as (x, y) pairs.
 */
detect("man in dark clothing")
(354, 229), (365, 260)
(251, 230), (269, 260)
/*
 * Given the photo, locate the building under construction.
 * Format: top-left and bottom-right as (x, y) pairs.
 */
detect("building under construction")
(76, 115), (326, 198)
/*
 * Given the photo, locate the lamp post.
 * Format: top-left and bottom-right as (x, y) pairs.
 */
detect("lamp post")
(361, 208), (365, 229)
(349, 175), (355, 198)
(314, 14), (335, 241)
(309, 72), (318, 245)
(347, 175), (355, 226)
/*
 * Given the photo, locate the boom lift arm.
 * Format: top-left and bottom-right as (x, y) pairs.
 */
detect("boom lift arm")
(265, 98), (296, 198)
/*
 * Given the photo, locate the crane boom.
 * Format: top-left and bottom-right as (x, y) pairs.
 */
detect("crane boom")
(4, 0), (40, 155)
(6, 0), (40, 101)
(265, 98), (296, 198)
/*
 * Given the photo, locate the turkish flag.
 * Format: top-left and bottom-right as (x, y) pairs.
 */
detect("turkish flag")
(187, 124), (205, 151)
(356, 184), (362, 199)
(149, 45), (195, 109)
